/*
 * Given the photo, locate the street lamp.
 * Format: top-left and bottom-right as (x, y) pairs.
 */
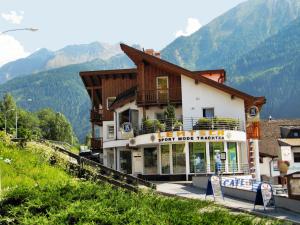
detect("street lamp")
(0, 27), (39, 35)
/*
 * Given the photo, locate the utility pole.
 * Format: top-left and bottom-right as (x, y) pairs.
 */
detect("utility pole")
(4, 108), (15, 134)
(15, 109), (18, 138)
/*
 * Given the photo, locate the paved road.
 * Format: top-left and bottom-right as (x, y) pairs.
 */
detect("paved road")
(156, 181), (300, 224)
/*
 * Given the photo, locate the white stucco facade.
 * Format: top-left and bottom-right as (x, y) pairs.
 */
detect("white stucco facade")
(181, 75), (245, 125)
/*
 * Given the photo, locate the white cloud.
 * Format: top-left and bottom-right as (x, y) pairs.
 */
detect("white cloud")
(0, 34), (30, 66)
(1, 11), (24, 24)
(175, 18), (201, 37)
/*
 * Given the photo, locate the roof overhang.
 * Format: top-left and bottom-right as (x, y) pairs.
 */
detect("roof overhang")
(278, 138), (300, 147)
(120, 43), (266, 107)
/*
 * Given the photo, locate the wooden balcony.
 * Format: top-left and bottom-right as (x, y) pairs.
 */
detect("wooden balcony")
(90, 109), (103, 125)
(91, 137), (103, 150)
(136, 88), (182, 106)
(246, 121), (260, 139)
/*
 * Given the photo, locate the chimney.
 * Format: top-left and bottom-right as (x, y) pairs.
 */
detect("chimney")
(145, 48), (161, 58)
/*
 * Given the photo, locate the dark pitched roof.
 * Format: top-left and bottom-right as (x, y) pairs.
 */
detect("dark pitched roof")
(109, 86), (137, 110)
(120, 43), (266, 107)
(259, 119), (300, 157)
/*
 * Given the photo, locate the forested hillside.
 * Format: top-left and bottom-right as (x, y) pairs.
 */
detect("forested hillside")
(0, 54), (133, 141)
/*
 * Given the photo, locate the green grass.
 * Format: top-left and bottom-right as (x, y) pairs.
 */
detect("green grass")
(0, 141), (284, 225)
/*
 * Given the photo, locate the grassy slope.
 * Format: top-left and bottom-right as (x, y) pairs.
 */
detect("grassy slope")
(0, 142), (282, 225)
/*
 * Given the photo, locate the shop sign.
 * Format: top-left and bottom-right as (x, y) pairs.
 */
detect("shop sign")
(121, 122), (133, 139)
(247, 106), (260, 122)
(206, 175), (224, 201)
(254, 182), (276, 211)
(157, 130), (225, 143)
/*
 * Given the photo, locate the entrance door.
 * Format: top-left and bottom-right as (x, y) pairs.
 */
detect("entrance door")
(156, 76), (169, 103)
(227, 142), (238, 172)
(161, 145), (170, 174)
(144, 147), (158, 174)
(209, 142), (224, 173)
(172, 144), (186, 174)
(119, 150), (132, 174)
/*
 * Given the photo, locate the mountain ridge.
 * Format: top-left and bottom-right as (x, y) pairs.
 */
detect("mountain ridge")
(0, 42), (123, 84)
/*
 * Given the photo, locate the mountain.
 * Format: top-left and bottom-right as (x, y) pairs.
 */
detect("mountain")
(0, 54), (133, 142)
(0, 48), (54, 83)
(162, 0), (300, 70)
(0, 42), (122, 83)
(229, 16), (300, 118)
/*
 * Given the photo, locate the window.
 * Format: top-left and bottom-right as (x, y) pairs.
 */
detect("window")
(203, 108), (214, 118)
(172, 144), (186, 174)
(144, 148), (157, 174)
(156, 76), (169, 102)
(119, 150), (132, 174)
(293, 131), (299, 138)
(227, 142), (238, 172)
(294, 152), (300, 163)
(119, 109), (130, 128)
(189, 143), (206, 173)
(107, 97), (116, 110)
(107, 125), (114, 139)
(161, 145), (170, 174)
(156, 112), (165, 122)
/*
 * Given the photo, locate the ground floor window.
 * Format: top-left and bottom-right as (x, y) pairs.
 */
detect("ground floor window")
(144, 147), (158, 174)
(107, 149), (114, 169)
(120, 150), (132, 174)
(161, 145), (170, 174)
(189, 142), (206, 173)
(209, 142), (224, 173)
(227, 142), (238, 172)
(172, 144), (186, 174)
(294, 152), (300, 163)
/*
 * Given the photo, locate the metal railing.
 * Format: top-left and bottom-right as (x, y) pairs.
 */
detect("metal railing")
(136, 88), (182, 105)
(42, 140), (156, 192)
(192, 163), (250, 175)
(139, 117), (244, 135)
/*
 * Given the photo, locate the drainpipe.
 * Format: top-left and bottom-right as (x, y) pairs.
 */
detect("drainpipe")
(269, 159), (273, 181)
(114, 110), (118, 140)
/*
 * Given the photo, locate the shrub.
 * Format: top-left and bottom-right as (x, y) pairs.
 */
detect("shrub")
(0, 130), (10, 144)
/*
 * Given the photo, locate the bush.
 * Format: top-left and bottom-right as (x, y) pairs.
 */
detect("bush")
(0, 130), (10, 144)
(142, 118), (165, 133)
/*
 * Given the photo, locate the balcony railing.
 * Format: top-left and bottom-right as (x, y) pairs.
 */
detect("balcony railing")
(90, 109), (103, 123)
(91, 137), (103, 150)
(139, 117), (244, 135)
(136, 88), (182, 105)
(192, 163), (250, 175)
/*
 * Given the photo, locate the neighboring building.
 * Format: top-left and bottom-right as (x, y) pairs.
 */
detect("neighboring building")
(259, 119), (300, 182)
(80, 43), (265, 181)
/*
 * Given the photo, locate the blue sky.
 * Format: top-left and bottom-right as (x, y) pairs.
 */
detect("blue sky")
(0, 0), (246, 65)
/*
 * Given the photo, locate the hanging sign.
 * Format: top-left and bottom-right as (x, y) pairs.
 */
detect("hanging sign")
(205, 175), (224, 201)
(254, 182), (276, 211)
(121, 122), (134, 139)
(247, 106), (260, 122)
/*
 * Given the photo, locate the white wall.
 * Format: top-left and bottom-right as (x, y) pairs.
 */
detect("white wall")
(181, 75), (245, 123)
(289, 147), (300, 174)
